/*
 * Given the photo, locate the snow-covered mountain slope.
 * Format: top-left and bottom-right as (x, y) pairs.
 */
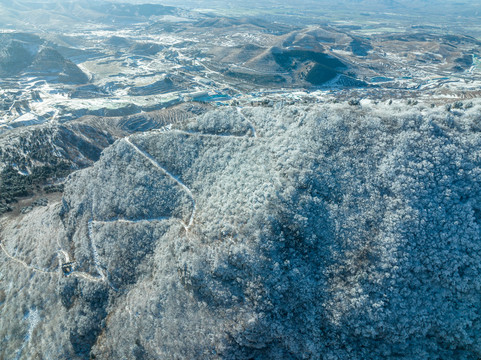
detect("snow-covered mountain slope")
(1, 102), (481, 359)
(0, 104), (208, 215)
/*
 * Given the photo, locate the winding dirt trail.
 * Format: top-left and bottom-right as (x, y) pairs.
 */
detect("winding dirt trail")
(124, 137), (197, 230)
(237, 106), (257, 138)
(0, 240), (57, 276)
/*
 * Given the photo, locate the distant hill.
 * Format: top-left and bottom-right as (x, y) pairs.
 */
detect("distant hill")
(204, 25), (365, 88)
(0, 33), (88, 84)
(0, 0), (182, 30)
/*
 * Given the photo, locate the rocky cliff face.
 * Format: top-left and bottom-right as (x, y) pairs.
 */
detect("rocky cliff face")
(1, 102), (481, 359)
